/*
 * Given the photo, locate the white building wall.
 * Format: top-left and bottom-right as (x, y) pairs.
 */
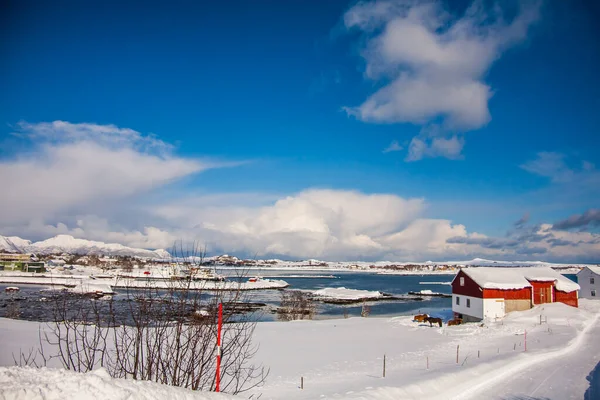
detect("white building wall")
(452, 294), (483, 320)
(452, 294), (507, 321)
(483, 298), (506, 320)
(578, 268), (600, 299)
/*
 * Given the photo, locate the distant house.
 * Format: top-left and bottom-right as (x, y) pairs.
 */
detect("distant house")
(0, 253), (32, 263)
(24, 262), (46, 273)
(451, 267), (580, 322)
(577, 266), (600, 299)
(47, 259), (67, 267)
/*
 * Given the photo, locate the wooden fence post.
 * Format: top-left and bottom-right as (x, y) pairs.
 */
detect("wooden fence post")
(456, 345), (459, 364)
(301, 377), (304, 389)
(383, 354), (386, 378)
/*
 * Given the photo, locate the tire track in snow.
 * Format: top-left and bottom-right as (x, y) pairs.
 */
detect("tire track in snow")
(452, 312), (600, 400)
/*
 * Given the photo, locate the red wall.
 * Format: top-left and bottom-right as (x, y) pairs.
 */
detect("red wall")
(482, 287), (531, 299)
(452, 270), (483, 298)
(554, 289), (579, 308)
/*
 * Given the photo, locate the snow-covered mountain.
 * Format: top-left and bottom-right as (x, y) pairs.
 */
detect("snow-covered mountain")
(0, 236), (27, 253)
(0, 234), (169, 259)
(6, 236), (33, 249)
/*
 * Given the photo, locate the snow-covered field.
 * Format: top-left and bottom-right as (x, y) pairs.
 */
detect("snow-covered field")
(248, 300), (600, 400)
(1, 301), (599, 399)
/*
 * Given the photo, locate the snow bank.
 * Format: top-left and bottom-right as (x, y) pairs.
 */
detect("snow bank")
(0, 274), (289, 291)
(113, 278), (289, 291)
(312, 287), (383, 300)
(0, 366), (235, 400)
(69, 282), (115, 295)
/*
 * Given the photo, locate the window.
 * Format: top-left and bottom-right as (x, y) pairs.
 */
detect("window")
(460, 277), (465, 286)
(466, 298), (471, 308)
(591, 277), (595, 285)
(592, 290), (597, 297)
(456, 296), (460, 305)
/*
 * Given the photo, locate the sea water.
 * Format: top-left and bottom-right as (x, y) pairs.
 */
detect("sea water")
(0, 272), (578, 323)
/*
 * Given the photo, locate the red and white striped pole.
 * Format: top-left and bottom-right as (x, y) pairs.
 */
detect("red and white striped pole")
(216, 303), (223, 392)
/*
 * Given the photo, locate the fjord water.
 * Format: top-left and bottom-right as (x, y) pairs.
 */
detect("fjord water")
(226, 270), (456, 321)
(0, 272), (579, 323)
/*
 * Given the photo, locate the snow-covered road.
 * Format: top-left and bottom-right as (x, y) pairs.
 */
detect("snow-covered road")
(488, 313), (600, 400)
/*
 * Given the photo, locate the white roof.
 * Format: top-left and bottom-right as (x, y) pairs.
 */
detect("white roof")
(459, 267), (580, 293)
(580, 266), (600, 276)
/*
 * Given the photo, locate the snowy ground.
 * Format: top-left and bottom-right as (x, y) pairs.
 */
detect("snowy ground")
(0, 366), (235, 400)
(248, 300), (600, 400)
(1, 301), (599, 399)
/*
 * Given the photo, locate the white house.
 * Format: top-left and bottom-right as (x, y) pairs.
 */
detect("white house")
(47, 259), (66, 267)
(577, 266), (600, 299)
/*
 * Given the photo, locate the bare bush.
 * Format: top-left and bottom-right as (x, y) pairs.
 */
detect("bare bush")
(43, 290), (112, 372)
(361, 301), (371, 318)
(33, 241), (267, 395)
(277, 290), (315, 321)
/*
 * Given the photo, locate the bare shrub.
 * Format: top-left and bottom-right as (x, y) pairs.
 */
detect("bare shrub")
(42, 290), (112, 372)
(35, 241), (267, 395)
(6, 299), (21, 319)
(277, 290), (315, 321)
(361, 301), (371, 318)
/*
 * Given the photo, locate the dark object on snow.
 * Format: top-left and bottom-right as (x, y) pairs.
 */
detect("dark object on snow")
(424, 316), (442, 327)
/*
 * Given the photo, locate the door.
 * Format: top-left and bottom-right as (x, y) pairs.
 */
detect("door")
(531, 281), (554, 304)
(538, 286), (552, 304)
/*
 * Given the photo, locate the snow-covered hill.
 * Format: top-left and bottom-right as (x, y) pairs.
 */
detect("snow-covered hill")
(0, 236), (25, 253)
(0, 234), (169, 259)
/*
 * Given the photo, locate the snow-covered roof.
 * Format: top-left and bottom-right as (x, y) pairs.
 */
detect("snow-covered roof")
(581, 266), (600, 276)
(459, 267), (580, 293)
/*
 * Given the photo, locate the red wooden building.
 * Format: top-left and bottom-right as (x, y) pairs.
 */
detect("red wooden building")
(451, 267), (579, 322)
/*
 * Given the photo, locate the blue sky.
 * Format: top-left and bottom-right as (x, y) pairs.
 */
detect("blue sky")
(1, 0), (599, 262)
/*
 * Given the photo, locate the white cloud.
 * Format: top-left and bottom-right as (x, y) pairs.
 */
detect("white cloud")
(14, 120), (171, 154)
(10, 217), (178, 250)
(520, 152), (574, 182)
(382, 140), (403, 153)
(520, 152), (600, 186)
(343, 0), (541, 159)
(3, 180), (599, 261)
(406, 135), (464, 161)
(0, 121), (236, 226)
(2, 121), (598, 262)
